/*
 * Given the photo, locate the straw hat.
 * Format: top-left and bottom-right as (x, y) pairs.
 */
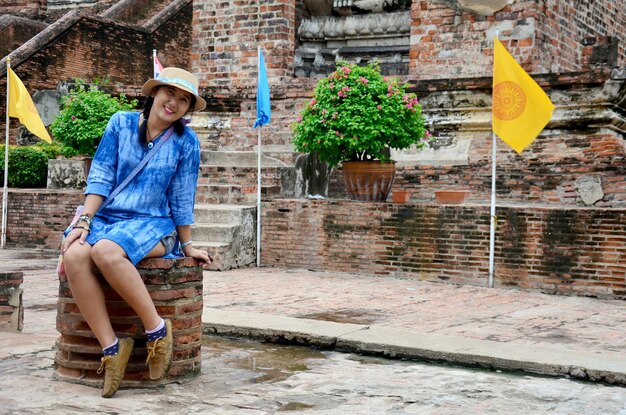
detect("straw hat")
(142, 67), (206, 111)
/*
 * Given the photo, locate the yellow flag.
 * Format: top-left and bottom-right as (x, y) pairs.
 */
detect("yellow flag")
(7, 67), (52, 143)
(492, 37), (554, 153)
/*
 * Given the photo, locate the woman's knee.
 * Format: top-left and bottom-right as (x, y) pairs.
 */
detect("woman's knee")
(91, 240), (126, 270)
(63, 243), (93, 280)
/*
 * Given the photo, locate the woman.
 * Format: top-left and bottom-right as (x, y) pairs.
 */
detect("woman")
(61, 67), (212, 398)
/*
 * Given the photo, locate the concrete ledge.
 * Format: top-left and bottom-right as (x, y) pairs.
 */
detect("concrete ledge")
(203, 308), (365, 348)
(202, 308), (626, 386)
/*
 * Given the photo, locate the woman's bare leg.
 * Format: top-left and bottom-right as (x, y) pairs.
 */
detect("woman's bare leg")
(64, 243), (116, 348)
(90, 240), (164, 331)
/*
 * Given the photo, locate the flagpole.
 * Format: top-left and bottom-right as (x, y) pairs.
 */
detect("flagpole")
(488, 30), (499, 288)
(256, 46), (262, 267)
(257, 126), (262, 267)
(153, 49), (157, 78)
(2, 58), (11, 248)
(488, 131), (497, 288)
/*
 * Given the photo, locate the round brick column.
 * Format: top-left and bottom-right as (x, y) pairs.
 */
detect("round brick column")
(54, 257), (203, 387)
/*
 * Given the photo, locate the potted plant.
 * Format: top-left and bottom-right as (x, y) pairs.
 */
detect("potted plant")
(292, 62), (431, 201)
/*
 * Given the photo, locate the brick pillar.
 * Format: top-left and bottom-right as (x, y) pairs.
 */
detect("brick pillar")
(0, 271), (24, 331)
(193, 0), (297, 90)
(54, 258), (203, 387)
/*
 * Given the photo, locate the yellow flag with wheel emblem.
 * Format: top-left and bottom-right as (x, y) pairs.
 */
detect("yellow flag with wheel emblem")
(7, 67), (52, 143)
(492, 37), (554, 154)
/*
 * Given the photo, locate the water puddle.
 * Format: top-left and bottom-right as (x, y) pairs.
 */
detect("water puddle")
(277, 402), (316, 411)
(204, 336), (326, 384)
(297, 309), (380, 325)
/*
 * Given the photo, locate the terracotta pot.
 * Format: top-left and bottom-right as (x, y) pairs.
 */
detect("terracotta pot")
(342, 161), (396, 202)
(392, 190), (409, 203)
(434, 190), (470, 204)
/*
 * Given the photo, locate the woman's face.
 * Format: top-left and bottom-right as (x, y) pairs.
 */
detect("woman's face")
(151, 86), (192, 124)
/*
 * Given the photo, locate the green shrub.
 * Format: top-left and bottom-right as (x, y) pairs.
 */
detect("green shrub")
(0, 145), (50, 188)
(32, 141), (66, 160)
(50, 79), (138, 157)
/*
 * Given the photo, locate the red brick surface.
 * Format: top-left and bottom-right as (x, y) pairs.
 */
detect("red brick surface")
(261, 199), (626, 299)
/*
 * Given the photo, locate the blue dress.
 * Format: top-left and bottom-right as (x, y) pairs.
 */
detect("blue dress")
(84, 111), (200, 265)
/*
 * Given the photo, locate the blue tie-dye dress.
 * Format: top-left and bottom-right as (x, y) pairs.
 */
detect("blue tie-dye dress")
(84, 111), (200, 265)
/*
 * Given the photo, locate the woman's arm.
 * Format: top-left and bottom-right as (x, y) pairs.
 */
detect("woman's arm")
(176, 225), (212, 267)
(61, 194), (104, 252)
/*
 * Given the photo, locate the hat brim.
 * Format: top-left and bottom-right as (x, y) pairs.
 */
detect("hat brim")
(142, 79), (207, 112)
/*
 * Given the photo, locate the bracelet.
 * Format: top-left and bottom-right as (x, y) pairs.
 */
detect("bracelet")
(179, 240), (192, 255)
(78, 214), (93, 227)
(72, 225), (91, 233)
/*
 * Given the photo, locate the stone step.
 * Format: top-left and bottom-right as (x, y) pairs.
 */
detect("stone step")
(199, 164), (291, 176)
(200, 150), (290, 167)
(192, 241), (231, 271)
(196, 184), (281, 205)
(191, 223), (239, 243)
(194, 204), (255, 224)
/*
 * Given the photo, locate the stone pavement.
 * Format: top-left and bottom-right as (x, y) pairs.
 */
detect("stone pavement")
(1, 247), (625, 389)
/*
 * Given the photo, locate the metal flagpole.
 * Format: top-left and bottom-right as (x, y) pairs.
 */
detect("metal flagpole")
(488, 30), (500, 287)
(488, 131), (497, 287)
(256, 46), (262, 267)
(2, 57), (11, 248)
(257, 127), (261, 267)
(153, 49), (157, 78)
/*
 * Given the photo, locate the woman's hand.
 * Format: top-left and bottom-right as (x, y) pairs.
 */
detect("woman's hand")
(185, 247), (213, 268)
(61, 227), (90, 253)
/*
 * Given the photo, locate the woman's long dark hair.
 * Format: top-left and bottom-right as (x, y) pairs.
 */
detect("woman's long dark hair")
(139, 86), (197, 145)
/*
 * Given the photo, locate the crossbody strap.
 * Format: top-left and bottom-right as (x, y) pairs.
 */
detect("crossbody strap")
(100, 125), (175, 210)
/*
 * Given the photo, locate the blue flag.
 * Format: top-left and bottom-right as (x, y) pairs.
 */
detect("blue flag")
(254, 48), (271, 128)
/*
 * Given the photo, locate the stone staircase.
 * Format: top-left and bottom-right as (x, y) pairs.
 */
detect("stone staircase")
(189, 113), (299, 270)
(192, 204), (256, 271)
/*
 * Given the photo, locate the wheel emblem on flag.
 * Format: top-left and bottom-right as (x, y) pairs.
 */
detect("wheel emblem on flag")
(493, 81), (526, 121)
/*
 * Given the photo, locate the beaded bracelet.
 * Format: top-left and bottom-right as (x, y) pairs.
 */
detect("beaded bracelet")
(77, 214), (93, 227)
(179, 240), (193, 255)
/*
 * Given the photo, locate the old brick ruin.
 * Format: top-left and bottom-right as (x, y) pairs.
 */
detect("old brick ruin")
(0, 0), (624, 298)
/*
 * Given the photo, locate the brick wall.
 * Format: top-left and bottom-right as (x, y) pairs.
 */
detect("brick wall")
(0, 4), (192, 109)
(2, 189), (625, 299)
(261, 199), (626, 300)
(0, 189), (83, 249)
(193, 0), (297, 93)
(0, 15), (48, 58)
(0, 0), (119, 21)
(0, 271), (24, 331)
(410, 0), (624, 80)
(541, 0), (624, 71)
(0, 0), (46, 19)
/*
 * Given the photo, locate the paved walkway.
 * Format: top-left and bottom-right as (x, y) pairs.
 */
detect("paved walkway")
(1, 248), (625, 386)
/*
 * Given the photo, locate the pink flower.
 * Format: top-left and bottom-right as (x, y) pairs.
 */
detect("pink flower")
(71, 116), (76, 121)
(359, 76), (369, 84)
(322, 109), (328, 115)
(377, 105), (382, 110)
(296, 116), (302, 122)
(332, 112), (338, 119)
